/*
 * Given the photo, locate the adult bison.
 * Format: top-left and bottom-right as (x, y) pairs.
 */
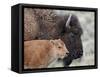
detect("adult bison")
(24, 8), (83, 67)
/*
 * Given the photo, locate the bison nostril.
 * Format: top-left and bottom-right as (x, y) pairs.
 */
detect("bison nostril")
(72, 50), (83, 59)
(79, 50), (83, 54)
(79, 51), (83, 56)
(77, 51), (83, 58)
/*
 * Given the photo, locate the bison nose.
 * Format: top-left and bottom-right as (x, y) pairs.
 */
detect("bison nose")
(76, 51), (83, 58)
(79, 51), (83, 56)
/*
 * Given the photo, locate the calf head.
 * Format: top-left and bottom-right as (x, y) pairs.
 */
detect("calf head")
(50, 39), (69, 59)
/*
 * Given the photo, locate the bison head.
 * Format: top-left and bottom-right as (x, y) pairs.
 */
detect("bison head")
(61, 14), (83, 66)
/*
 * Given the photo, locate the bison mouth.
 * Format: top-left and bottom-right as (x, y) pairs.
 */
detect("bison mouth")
(63, 49), (83, 67)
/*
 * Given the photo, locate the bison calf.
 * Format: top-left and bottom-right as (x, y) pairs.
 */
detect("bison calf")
(24, 39), (69, 69)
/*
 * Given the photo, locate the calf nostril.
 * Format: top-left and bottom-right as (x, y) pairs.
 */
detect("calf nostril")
(66, 50), (69, 54)
(66, 52), (69, 55)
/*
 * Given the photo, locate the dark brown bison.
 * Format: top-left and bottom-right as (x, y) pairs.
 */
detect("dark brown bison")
(24, 8), (83, 66)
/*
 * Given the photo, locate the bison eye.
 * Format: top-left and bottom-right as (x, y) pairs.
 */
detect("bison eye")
(74, 31), (79, 35)
(70, 32), (75, 38)
(72, 28), (82, 35)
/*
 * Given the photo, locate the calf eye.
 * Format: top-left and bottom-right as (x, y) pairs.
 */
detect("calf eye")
(58, 46), (62, 48)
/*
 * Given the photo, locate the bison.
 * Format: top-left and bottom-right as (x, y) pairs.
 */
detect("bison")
(24, 39), (69, 69)
(24, 8), (83, 67)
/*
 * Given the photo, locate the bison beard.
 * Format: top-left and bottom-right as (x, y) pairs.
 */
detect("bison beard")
(24, 8), (83, 67)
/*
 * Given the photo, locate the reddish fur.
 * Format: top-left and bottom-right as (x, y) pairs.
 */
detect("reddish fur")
(24, 39), (69, 69)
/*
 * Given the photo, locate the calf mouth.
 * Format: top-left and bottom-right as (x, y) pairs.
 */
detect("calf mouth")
(58, 53), (69, 60)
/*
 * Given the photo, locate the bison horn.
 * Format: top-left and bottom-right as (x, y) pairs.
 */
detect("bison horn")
(65, 14), (72, 29)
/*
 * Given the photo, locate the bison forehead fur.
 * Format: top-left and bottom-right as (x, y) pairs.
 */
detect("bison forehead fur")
(24, 8), (83, 66)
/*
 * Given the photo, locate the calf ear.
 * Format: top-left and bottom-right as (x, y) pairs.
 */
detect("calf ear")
(50, 40), (58, 46)
(50, 40), (55, 45)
